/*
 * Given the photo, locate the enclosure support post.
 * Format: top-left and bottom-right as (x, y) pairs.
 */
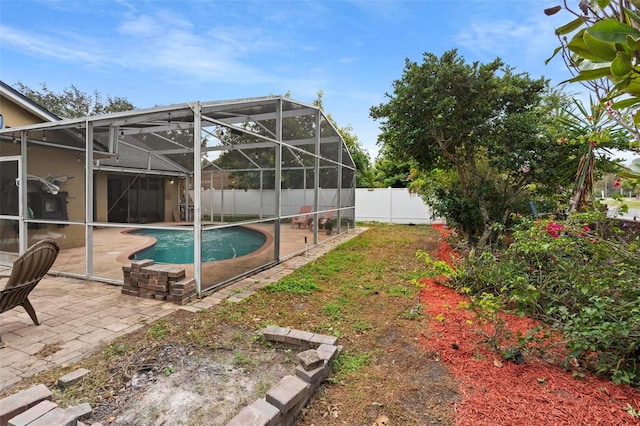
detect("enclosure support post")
(85, 121), (94, 277)
(337, 124), (343, 234)
(192, 102), (203, 294)
(313, 111), (321, 244)
(19, 132), (27, 254)
(260, 170), (264, 220)
(185, 175), (191, 221)
(274, 98), (283, 261)
(220, 173), (225, 222)
(209, 173), (214, 221)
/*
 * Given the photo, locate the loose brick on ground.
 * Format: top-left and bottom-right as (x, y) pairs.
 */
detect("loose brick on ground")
(7, 400), (57, 426)
(0, 384), (52, 425)
(57, 368), (90, 388)
(226, 398), (279, 426)
(265, 375), (310, 414)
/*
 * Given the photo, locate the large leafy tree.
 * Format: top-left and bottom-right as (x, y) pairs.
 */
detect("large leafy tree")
(545, 0), (640, 122)
(14, 82), (134, 118)
(313, 91), (374, 187)
(370, 50), (566, 247)
(338, 124), (374, 187)
(210, 111), (318, 190)
(372, 156), (413, 188)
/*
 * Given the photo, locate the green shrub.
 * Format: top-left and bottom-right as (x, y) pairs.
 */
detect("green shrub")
(451, 213), (640, 387)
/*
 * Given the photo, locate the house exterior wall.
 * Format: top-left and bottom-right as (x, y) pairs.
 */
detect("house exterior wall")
(25, 145), (85, 249)
(94, 173), (176, 224)
(164, 179), (179, 221)
(95, 173), (108, 223)
(0, 140), (20, 156)
(0, 96), (45, 128)
(0, 142), (85, 248)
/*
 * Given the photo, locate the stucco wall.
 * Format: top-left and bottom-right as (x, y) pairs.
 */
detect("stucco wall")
(0, 97), (45, 128)
(26, 145), (85, 249)
(164, 179), (179, 221)
(94, 173), (108, 223)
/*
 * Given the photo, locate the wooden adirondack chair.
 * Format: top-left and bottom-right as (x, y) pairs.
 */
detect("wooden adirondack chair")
(0, 240), (60, 347)
(291, 205), (313, 229)
(318, 208), (335, 229)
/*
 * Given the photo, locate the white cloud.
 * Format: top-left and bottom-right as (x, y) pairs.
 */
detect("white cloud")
(1, 0), (356, 94)
(339, 56), (359, 64)
(0, 10), (306, 87)
(113, 15), (277, 83)
(450, 13), (572, 84)
(453, 19), (537, 56)
(0, 25), (107, 66)
(117, 14), (167, 37)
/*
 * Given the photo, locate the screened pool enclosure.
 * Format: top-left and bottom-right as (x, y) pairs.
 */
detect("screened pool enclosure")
(0, 97), (356, 294)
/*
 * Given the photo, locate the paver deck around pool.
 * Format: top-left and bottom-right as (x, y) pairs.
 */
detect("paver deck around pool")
(0, 227), (364, 392)
(52, 222), (340, 284)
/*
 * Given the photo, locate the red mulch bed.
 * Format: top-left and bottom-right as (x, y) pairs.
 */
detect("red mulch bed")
(419, 225), (640, 426)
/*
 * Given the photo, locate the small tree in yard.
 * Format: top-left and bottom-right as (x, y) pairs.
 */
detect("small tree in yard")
(370, 50), (567, 247)
(556, 97), (629, 212)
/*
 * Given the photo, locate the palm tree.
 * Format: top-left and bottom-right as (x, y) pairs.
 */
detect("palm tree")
(558, 98), (629, 213)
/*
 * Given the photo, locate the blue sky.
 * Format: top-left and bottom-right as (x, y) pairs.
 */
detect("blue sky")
(2, 0), (624, 162)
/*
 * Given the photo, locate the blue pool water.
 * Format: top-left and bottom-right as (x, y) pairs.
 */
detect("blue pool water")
(130, 227), (267, 263)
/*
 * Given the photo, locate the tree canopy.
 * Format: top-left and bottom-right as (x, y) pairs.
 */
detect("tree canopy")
(372, 156), (413, 188)
(14, 82), (135, 118)
(313, 91), (374, 187)
(370, 50), (568, 247)
(214, 91), (372, 189)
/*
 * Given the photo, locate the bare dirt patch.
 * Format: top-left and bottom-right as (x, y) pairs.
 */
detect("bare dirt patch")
(95, 341), (293, 425)
(86, 312), (297, 425)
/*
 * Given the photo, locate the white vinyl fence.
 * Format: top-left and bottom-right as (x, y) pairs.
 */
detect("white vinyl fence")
(355, 188), (444, 224)
(194, 188), (353, 219)
(193, 187), (443, 225)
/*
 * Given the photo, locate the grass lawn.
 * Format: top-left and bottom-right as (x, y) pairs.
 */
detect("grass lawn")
(9, 224), (459, 425)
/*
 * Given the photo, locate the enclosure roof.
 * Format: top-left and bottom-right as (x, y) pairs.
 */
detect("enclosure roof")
(0, 96), (319, 134)
(0, 95), (355, 174)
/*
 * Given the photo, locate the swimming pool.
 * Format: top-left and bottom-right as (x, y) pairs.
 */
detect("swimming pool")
(129, 227), (267, 263)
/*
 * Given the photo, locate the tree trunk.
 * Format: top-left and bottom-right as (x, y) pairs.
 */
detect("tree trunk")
(569, 146), (595, 213)
(477, 222), (494, 248)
